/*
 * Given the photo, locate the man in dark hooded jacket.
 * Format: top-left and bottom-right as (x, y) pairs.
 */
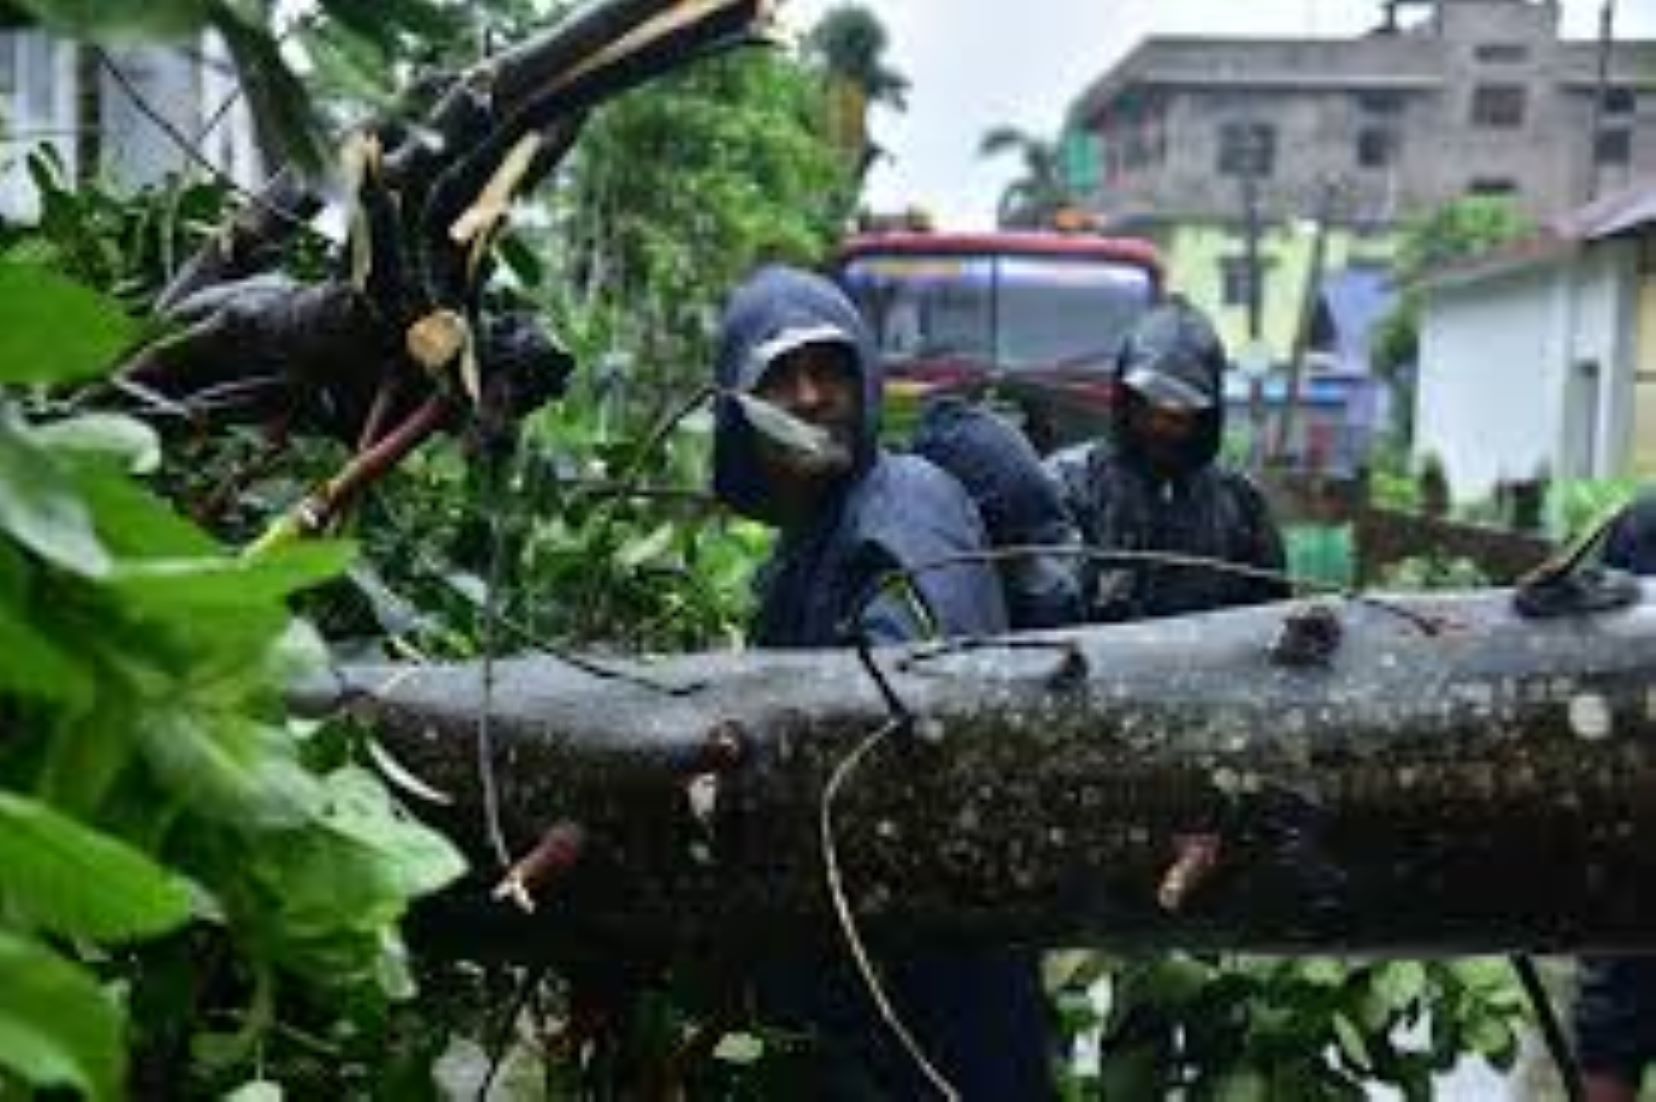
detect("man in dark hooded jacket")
(1048, 298), (1288, 623)
(1576, 496), (1656, 1102)
(912, 396), (1085, 630)
(711, 265), (1052, 1098)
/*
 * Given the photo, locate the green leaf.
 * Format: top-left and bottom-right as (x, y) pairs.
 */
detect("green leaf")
(110, 540), (355, 612)
(1465, 1013), (1518, 1068)
(65, 458), (218, 559)
(0, 262), (136, 384)
(0, 417), (111, 576)
(306, 766), (465, 902)
(35, 413), (160, 474)
(0, 793), (192, 941)
(1203, 1066), (1268, 1102)
(224, 1080), (284, 1102)
(1374, 960), (1427, 1012)
(0, 584), (92, 706)
(1332, 1013), (1373, 1073)
(137, 711), (323, 830)
(616, 523), (676, 570)
(0, 930), (124, 1102)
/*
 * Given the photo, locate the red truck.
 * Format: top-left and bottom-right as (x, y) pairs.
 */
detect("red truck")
(832, 226), (1164, 452)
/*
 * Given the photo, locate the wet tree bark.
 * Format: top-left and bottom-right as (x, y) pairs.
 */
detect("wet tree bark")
(297, 585), (1656, 959)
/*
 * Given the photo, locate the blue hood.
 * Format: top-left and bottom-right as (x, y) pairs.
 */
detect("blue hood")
(712, 266), (884, 522)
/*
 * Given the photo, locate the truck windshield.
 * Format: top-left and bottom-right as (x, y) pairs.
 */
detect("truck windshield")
(839, 252), (1155, 371)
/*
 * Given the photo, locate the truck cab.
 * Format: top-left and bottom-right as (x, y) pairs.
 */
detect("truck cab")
(833, 226), (1163, 452)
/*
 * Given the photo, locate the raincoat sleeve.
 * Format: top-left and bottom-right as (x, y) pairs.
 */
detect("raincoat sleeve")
(1229, 472), (1293, 603)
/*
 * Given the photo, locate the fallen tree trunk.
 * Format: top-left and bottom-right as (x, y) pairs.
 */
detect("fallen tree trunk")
(299, 582), (1656, 958)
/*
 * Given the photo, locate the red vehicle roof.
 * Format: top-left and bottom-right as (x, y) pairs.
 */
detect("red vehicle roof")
(836, 230), (1163, 280)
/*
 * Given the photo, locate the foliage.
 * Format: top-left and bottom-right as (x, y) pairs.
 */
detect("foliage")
(1372, 196), (1533, 380)
(979, 125), (1075, 229)
(1053, 954), (1527, 1100)
(345, 394), (768, 657)
(0, 262), (464, 1097)
(1550, 477), (1641, 545)
(548, 48), (856, 413)
(803, 3), (909, 178)
(1376, 553), (1490, 591)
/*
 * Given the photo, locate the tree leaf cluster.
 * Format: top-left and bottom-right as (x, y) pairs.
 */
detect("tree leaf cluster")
(0, 261), (464, 1099)
(1053, 953), (1529, 1101)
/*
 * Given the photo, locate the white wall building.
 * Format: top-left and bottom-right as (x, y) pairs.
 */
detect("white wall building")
(1414, 181), (1656, 501)
(0, 29), (263, 221)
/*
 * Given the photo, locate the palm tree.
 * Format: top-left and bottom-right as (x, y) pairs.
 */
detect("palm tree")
(979, 126), (1073, 228)
(804, 4), (908, 181)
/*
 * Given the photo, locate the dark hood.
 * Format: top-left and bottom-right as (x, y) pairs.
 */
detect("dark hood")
(1111, 299), (1226, 474)
(712, 266), (883, 523)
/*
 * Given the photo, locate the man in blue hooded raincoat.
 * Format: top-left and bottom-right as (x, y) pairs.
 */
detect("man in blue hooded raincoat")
(711, 265), (1052, 1098)
(1576, 497), (1656, 1102)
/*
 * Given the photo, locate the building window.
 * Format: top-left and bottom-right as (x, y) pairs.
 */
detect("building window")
(1596, 129), (1632, 166)
(1218, 122), (1275, 177)
(1603, 87), (1636, 116)
(1471, 84), (1527, 128)
(1219, 256), (1269, 308)
(1467, 177), (1518, 196)
(1356, 127), (1396, 168)
(1474, 43), (1529, 64)
(1353, 90), (1403, 115)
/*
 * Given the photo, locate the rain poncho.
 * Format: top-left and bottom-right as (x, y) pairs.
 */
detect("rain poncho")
(711, 266), (1049, 1098)
(713, 265), (1008, 645)
(1049, 300), (1289, 622)
(912, 395), (1084, 630)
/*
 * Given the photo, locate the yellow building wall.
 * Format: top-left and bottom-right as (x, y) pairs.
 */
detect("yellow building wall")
(1156, 221), (1397, 363)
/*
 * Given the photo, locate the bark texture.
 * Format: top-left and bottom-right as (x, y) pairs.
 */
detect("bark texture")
(298, 583), (1656, 958)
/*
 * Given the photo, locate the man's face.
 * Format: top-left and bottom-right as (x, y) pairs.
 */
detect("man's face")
(1127, 396), (1200, 471)
(754, 341), (859, 459)
(751, 341), (860, 512)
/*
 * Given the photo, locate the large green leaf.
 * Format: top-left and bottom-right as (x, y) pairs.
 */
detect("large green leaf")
(66, 459), (218, 560)
(0, 793), (192, 941)
(0, 587), (91, 706)
(35, 413), (160, 474)
(0, 417), (111, 577)
(251, 768), (464, 977)
(0, 931), (124, 1102)
(109, 540), (355, 611)
(0, 263), (136, 385)
(137, 711), (322, 830)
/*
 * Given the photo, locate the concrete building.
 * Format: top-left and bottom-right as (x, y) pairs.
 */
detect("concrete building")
(1062, 0), (1656, 474)
(0, 29), (262, 220)
(1413, 177), (1656, 501)
(1068, 0), (1656, 229)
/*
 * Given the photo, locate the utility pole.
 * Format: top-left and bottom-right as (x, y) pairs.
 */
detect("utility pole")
(1239, 142), (1267, 470)
(1586, 0), (1616, 200)
(1271, 176), (1339, 465)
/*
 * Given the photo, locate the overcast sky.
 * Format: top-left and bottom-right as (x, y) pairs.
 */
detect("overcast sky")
(778, 0), (1656, 227)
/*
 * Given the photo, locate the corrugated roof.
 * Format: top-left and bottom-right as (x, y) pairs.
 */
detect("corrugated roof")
(1551, 175), (1656, 242)
(1422, 176), (1656, 291)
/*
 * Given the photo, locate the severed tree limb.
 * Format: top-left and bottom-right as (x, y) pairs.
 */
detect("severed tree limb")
(295, 582), (1656, 959)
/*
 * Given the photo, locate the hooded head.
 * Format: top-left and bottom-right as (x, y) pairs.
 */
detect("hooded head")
(712, 266), (884, 524)
(1112, 299), (1226, 476)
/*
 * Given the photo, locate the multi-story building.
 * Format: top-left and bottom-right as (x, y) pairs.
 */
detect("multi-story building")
(1061, 0), (1656, 471)
(0, 29), (262, 220)
(1068, 0), (1656, 229)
